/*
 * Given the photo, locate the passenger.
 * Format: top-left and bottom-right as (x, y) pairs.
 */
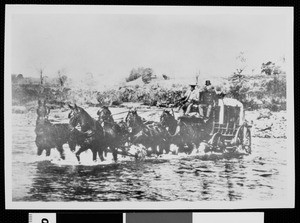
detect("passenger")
(177, 83), (199, 115)
(198, 80), (217, 121)
(215, 86), (226, 99)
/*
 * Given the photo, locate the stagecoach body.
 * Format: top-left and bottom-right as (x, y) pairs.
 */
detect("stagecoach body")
(179, 98), (252, 154)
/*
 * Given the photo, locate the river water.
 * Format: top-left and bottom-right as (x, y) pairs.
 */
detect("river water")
(10, 108), (288, 202)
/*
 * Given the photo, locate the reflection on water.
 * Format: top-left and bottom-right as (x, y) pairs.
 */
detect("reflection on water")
(11, 112), (288, 202)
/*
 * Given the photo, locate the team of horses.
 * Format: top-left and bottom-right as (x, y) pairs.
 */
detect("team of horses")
(35, 99), (210, 163)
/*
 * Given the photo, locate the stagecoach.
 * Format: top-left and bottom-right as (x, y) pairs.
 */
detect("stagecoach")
(35, 97), (251, 163)
(178, 97), (252, 155)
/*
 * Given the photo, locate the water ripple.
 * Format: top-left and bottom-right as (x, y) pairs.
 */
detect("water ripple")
(11, 113), (288, 202)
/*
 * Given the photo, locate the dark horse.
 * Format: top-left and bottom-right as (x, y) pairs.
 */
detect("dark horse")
(160, 109), (177, 136)
(125, 109), (170, 156)
(35, 99), (79, 159)
(68, 104), (106, 163)
(160, 109), (210, 154)
(97, 106), (129, 161)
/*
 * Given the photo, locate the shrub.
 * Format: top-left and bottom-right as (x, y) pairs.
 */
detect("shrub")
(126, 67), (155, 83)
(225, 73), (286, 111)
(227, 73), (250, 102)
(126, 70), (141, 82)
(261, 61), (283, 76)
(142, 72), (152, 84)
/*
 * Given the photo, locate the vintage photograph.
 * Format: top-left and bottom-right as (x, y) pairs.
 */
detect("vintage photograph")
(5, 5), (294, 209)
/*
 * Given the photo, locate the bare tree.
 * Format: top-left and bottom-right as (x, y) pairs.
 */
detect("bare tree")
(36, 67), (45, 85)
(57, 68), (68, 88)
(234, 51), (247, 77)
(36, 67), (47, 95)
(195, 70), (200, 85)
(228, 52), (249, 101)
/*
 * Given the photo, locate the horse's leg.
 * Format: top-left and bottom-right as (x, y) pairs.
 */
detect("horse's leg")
(45, 148), (51, 157)
(68, 140), (76, 153)
(92, 148), (98, 162)
(57, 145), (65, 160)
(104, 147), (108, 157)
(158, 144), (164, 156)
(177, 143), (185, 154)
(98, 147), (105, 162)
(161, 141), (170, 155)
(186, 143), (194, 155)
(155, 144), (161, 156)
(196, 139), (202, 153)
(146, 146), (152, 156)
(165, 142), (171, 154)
(152, 145), (157, 156)
(37, 146), (44, 156)
(195, 141), (200, 151)
(111, 147), (118, 162)
(75, 146), (88, 163)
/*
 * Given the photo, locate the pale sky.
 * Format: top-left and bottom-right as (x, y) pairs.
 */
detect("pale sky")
(7, 6), (293, 83)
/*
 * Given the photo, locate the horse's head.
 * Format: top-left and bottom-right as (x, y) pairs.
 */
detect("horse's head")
(97, 106), (114, 123)
(68, 104), (84, 128)
(125, 109), (143, 132)
(160, 109), (176, 127)
(37, 99), (50, 120)
(68, 104), (99, 133)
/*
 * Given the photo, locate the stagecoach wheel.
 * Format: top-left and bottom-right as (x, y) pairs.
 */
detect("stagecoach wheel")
(234, 125), (252, 155)
(208, 133), (225, 153)
(243, 127), (252, 154)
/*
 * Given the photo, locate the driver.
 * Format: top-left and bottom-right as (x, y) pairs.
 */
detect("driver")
(198, 80), (217, 121)
(178, 83), (199, 115)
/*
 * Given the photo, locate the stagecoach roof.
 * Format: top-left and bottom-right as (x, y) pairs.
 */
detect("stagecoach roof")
(221, 98), (243, 108)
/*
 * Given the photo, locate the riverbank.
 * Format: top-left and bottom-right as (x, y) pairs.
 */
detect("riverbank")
(245, 109), (287, 138)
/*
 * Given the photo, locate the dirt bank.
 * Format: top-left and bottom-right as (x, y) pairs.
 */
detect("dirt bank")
(245, 109), (287, 138)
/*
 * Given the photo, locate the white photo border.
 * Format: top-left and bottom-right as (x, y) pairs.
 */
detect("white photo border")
(4, 5), (295, 210)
